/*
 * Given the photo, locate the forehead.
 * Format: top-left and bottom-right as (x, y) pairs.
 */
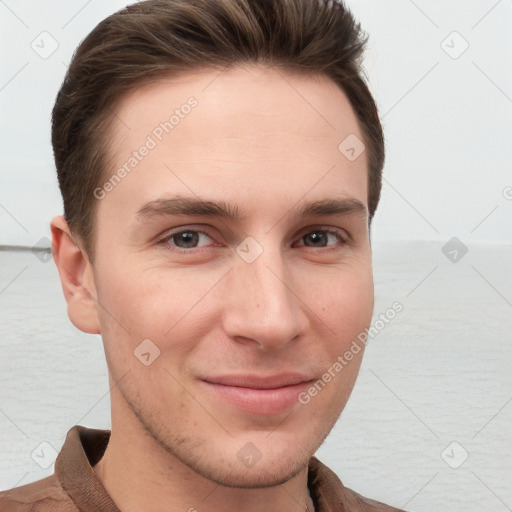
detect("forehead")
(111, 65), (363, 144)
(101, 65), (368, 216)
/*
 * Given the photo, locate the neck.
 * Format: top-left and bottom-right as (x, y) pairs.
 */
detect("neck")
(93, 384), (315, 512)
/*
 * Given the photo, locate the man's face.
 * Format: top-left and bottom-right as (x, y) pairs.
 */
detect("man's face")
(90, 65), (373, 486)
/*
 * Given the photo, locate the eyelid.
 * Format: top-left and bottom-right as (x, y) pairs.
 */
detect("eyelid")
(297, 224), (348, 237)
(156, 224), (350, 253)
(155, 226), (216, 250)
(294, 225), (350, 247)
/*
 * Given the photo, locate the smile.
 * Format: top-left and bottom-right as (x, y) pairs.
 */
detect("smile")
(200, 373), (315, 415)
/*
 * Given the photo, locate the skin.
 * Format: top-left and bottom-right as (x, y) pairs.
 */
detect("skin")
(51, 65), (374, 512)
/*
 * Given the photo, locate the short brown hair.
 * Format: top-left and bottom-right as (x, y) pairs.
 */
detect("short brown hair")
(52, 0), (384, 257)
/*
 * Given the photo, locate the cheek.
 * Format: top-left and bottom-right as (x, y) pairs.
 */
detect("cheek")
(95, 260), (182, 330)
(93, 259), (222, 363)
(310, 264), (374, 350)
(311, 270), (372, 413)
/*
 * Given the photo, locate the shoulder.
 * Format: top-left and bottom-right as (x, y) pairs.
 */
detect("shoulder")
(0, 474), (77, 512)
(343, 488), (407, 512)
(308, 457), (407, 512)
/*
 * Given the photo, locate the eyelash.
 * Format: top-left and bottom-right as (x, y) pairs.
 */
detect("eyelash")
(156, 227), (350, 254)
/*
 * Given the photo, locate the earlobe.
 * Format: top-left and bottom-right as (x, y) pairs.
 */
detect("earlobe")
(50, 215), (101, 335)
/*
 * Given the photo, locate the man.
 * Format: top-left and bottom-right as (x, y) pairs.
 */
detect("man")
(0, 0), (405, 510)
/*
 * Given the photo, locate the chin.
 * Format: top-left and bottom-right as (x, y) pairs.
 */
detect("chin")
(152, 422), (314, 489)
(125, 383), (331, 488)
(188, 452), (309, 489)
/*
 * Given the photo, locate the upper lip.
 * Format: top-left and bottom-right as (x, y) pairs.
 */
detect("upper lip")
(202, 373), (313, 389)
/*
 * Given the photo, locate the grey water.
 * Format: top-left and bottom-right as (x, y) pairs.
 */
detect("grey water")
(1, 241), (511, 511)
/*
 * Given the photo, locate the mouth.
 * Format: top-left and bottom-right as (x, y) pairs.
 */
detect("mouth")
(200, 373), (315, 415)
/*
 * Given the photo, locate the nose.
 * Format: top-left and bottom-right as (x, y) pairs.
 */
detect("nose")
(221, 243), (309, 351)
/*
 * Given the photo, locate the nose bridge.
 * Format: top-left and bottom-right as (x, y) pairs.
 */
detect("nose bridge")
(222, 241), (306, 349)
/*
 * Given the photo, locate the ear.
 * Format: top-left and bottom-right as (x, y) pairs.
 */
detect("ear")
(50, 215), (101, 335)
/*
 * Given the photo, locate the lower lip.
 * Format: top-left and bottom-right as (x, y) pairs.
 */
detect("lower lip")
(200, 380), (312, 415)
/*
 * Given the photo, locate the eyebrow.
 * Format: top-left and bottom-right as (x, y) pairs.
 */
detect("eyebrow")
(135, 196), (367, 222)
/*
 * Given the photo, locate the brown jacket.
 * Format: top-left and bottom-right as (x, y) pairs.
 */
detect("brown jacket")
(0, 425), (405, 511)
